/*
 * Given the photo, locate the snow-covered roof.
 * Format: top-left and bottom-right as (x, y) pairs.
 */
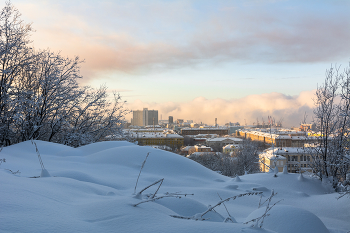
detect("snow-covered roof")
(182, 127), (228, 130)
(207, 137), (243, 142)
(193, 138), (207, 141)
(187, 151), (216, 156)
(260, 153), (286, 160)
(180, 146), (194, 151)
(194, 145), (212, 149)
(238, 128), (308, 139)
(223, 144), (242, 149)
(166, 134), (183, 138)
(259, 149), (287, 160)
(126, 131), (183, 139)
(273, 147), (308, 155)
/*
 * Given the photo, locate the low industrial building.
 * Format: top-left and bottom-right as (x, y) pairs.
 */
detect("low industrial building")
(126, 130), (184, 150)
(180, 127), (229, 136)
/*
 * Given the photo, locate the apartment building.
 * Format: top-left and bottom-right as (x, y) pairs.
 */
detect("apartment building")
(237, 129), (314, 147)
(259, 147), (312, 173)
(259, 149), (287, 173)
(222, 144), (241, 154)
(132, 108), (158, 126)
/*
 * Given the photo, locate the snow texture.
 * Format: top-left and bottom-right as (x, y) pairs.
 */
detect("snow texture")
(245, 205), (329, 233)
(0, 140), (349, 233)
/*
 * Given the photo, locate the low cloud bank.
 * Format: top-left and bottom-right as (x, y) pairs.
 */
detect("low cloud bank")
(125, 90), (316, 128)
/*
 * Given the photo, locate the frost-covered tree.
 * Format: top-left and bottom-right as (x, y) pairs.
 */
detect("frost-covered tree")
(59, 86), (127, 147)
(11, 50), (84, 143)
(188, 139), (262, 177)
(0, 1), (34, 145)
(188, 152), (223, 172)
(231, 138), (261, 175)
(0, 2), (128, 147)
(309, 63), (350, 190)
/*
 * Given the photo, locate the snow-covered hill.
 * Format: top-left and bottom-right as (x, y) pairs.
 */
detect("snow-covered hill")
(1, 141), (349, 233)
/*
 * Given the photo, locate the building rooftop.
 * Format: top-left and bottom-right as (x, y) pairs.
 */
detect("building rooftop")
(207, 137), (243, 142)
(126, 130), (183, 139)
(260, 146), (310, 159)
(223, 144), (242, 149)
(182, 127), (228, 130)
(273, 147), (308, 154)
(259, 149), (287, 160)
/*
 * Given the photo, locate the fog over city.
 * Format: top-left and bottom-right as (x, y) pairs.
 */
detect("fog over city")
(127, 90), (316, 127)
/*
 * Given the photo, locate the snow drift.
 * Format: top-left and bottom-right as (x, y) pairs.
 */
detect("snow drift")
(0, 140), (349, 233)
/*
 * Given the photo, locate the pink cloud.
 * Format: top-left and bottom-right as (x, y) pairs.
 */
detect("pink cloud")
(12, 1), (350, 80)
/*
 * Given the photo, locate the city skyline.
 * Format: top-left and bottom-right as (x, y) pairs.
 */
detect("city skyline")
(10, 0), (350, 127)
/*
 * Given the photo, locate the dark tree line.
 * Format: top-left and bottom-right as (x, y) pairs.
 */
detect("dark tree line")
(0, 2), (127, 147)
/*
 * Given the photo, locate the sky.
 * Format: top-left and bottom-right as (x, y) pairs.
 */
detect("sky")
(8, 0), (350, 127)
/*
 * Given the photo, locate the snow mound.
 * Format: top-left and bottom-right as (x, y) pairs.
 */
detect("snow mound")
(78, 141), (135, 155)
(241, 173), (329, 196)
(245, 205), (329, 233)
(225, 185), (238, 190)
(155, 197), (224, 222)
(85, 145), (225, 181)
(1, 140), (349, 232)
(296, 191), (310, 197)
(1, 140), (71, 156)
(252, 186), (270, 192)
(40, 168), (51, 177)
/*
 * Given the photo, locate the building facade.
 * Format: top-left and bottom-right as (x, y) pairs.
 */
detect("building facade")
(132, 108), (158, 126)
(259, 147), (312, 173)
(259, 150), (287, 173)
(222, 144), (241, 154)
(237, 129), (315, 148)
(181, 127), (229, 136)
(169, 116), (173, 124)
(136, 134), (184, 149)
(206, 137), (243, 148)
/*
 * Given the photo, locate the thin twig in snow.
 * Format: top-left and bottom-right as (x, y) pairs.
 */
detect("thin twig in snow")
(134, 152), (150, 194)
(133, 193), (180, 207)
(217, 193), (233, 221)
(170, 192), (262, 221)
(244, 190), (283, 228)
(136, 178), (164, 196)
(150, 178), (164, 199)
(164, 192), (194, 197)
(31, 138), (45, 170)
(258, 194), (263, 208)
(201, 192), (262, 218)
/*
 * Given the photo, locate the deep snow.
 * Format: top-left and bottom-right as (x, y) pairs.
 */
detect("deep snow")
(0, 140), (349, 233)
